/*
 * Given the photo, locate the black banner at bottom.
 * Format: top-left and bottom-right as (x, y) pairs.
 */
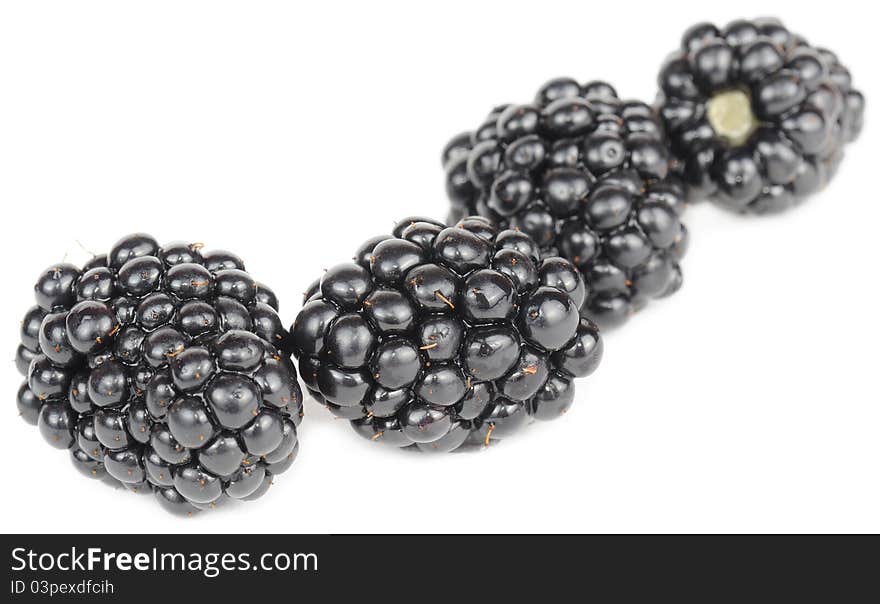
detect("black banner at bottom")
(2, 534), (877, 601)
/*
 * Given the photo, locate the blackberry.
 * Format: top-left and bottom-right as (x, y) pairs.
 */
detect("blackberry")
(15, 234), (303, 516)
(442, 78), (689, 328)
(657, 17), (864, 214)
(291, 216), (603, 452)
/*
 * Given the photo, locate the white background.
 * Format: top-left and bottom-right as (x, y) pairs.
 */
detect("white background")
(0, 1), (876, 534)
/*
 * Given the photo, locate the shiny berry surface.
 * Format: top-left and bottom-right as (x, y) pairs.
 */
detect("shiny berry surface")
(657, 17), (864, 214)
(442, 78), (688, 328)
(15, 233), (302, 515)
(291, 217), (603, 452)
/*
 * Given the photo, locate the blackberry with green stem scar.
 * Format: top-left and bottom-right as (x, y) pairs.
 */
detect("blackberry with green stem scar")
(657, 17), (864, 214)
(15, 233), (303, 515)
(291, 216), (603, 452)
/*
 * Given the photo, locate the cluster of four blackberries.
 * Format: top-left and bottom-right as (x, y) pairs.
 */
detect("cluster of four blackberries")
(15, 18), (863, 514)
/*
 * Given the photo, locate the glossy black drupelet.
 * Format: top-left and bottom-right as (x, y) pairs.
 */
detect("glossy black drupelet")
(291, 216), (603, 452)
(657, 17), (864, 214)
(16, 234), (303, 515)
(442, 79), (689, 328)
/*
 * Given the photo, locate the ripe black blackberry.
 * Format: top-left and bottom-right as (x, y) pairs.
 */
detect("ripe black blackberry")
(291, 216), (603, 452)
(442, 78), (689, 328)
(657, 17), (864, 214)
(16, 234), (302, 516)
